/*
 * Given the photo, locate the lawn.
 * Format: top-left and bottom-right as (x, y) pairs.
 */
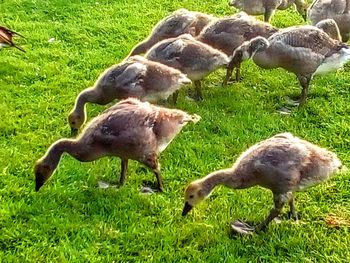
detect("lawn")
(1, 0), (350, 262)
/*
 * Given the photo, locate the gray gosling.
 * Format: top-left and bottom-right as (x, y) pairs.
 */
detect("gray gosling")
(68, 55), (191, 133)
(182, 133), (342, 235)
(0, 26), (25, 52)
(146, 34), (230, 100)
(128, 9), (215, 56)
(228, 0), (308, 22)
(196, 12), (278, 84)
(309, 0), (350, 42)
(35, 98), (200, 192)
(228, 26), (350, 108)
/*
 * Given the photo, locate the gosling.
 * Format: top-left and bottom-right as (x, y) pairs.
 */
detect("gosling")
(68, 55), (191, 132)
(182, 133), (342, 234)
(0, 26), (25, 52)
(228, 0), (308, 22)
(35, 98), (200, 192)
(228, 26), (350, 108)
(128, 9), (215, 56)
(146, 34), (230, 100)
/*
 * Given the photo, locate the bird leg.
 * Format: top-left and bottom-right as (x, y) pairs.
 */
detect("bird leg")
(193, 80), (203, 101)
(119, 159), (129, 185)
(223, 50), (243, 86)
(255, 193), (288, 232)
(172, 90), (179, 105)
(298, 75), (311, 108)
(153, 167), (164, 192)
(287, 192), (298, 221)
(264, 8), (274, 22)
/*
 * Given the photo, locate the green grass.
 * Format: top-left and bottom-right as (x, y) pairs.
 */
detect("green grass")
(1, 0), (350, 262)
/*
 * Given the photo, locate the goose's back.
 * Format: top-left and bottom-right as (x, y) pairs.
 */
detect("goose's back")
(197, 15), (278, 55)
(232, 133), (342, 193)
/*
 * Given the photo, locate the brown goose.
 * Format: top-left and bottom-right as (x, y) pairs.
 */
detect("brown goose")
(196, 12), (278, 83)
(68, 55), (191, 132)
(228, 26), (350, 108)
(182, 133), (342, 234)
(228, 0), (308, 22)
(145, 34), (230, 100)
(309, 0), (350, 42)
(128, 9), (215, 56)
(35, 98), (200, 192)
(0, 26), (25, 52)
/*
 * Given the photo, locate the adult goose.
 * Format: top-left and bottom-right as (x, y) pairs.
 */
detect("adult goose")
(182, 133), (342, 235)
(35, 98), (200, 192)
(228, 26), (350, 108)
(128, 9), (215, 56)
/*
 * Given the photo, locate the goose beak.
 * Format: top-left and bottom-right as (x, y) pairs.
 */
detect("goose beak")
(182, 202), (193, 216)
(70, 128), (78, 137)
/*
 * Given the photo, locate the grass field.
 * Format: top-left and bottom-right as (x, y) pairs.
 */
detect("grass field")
(1, 0), (350, 262)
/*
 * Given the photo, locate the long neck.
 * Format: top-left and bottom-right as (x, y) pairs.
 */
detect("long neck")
(71, 87), (96, 122)
(128, 39), (154, 56)
(41, 139), (79, 171)
(201, 168), (247, 194)
(345, 0), (350, 14)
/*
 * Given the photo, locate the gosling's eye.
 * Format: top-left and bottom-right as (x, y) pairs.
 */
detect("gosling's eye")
(189, 195), (194, 199)
(71, 121), (76, 125)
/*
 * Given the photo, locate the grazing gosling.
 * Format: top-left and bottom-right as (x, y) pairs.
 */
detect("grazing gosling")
(182, 133), (342, 234)
(228, 0), (308, 22)
(35, 98), (200, 192)
(309, 0), (350, 42)
(68, 55), (191, 132)
(146, 34), (230, 100)
(0, 26), (25, 52)
(228, 26), (350, 108)
(128, 9), (215, 56)
(196, 12), (278, 84)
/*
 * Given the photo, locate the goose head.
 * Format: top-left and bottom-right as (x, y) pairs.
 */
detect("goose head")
(68, 111), (85, 135)
(182, 180), (210, 216)
(34, 160), (54, 191)
(295, 0), (308, 21)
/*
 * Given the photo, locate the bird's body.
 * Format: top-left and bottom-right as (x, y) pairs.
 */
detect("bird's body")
(309, 0), (350, 42)
(229, 26), (350, 107)
(146, 34), (230, 100)
(36, 98), (201, 192)
(196, 12), (278, 83)
(129, 9), (215, 56)
(68, 55), (191, 131)
(0, 26), (25, 52)
(228, 0), (308, 22)
(182, 133), (342, 233)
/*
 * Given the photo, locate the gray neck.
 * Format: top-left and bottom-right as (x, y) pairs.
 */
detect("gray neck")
(201, 168), (246, 195)
(41, 139), (78, 171)
(72, 87), (96, 122)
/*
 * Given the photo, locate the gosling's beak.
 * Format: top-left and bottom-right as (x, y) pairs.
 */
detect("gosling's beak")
(35, 172), (45, 192)
(70, 127), (78, 137)
(302, 14), (307, 22)
(182, 202), (193, 216)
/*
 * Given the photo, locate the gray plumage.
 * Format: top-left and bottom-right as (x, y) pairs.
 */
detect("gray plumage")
(146, 34), (230, 100)
(228, 0), (308, 22)
(229, 26), (350, 107)
(128, 9), (215, 56)
(309, 0), (350, 42)
(196, 12), (278, 83)
(68, 55), (191, 131)
(182, 133), (342, 233)
(35, 98), (201, 192)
